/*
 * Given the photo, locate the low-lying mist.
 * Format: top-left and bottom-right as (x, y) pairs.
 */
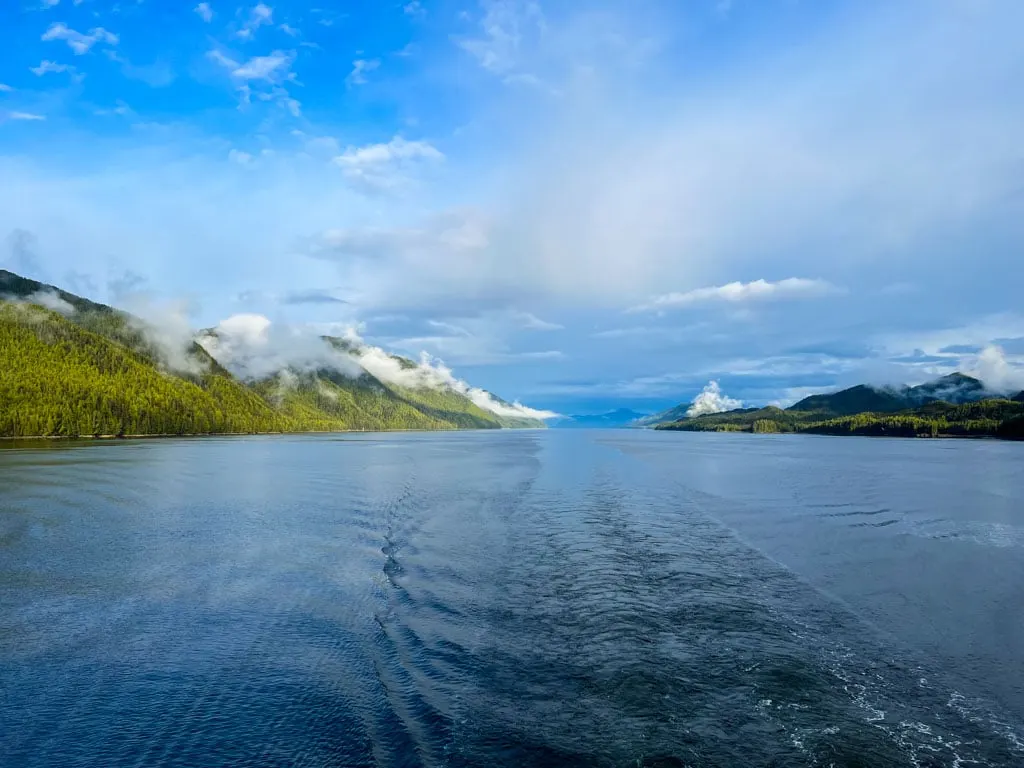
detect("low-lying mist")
(196, 312), (558, 420)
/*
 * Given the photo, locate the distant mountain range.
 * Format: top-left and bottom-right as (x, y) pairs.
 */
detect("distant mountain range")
(551, 408), (651, 429)
(0, 270), (547, 438)
(633, 403), (693, 428)
(651, 373), (1024, 439)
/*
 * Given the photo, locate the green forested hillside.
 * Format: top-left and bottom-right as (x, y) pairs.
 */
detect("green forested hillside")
(647, 371), (1024, 439)
(250, 369), (501, 432)
(787, 385), (910, 416)
(787, 373), (991, 415)
(654, 393), (1024, 439)
(319, 336), (506, 429)
(0, 271), (545, 437)
(0, 304), (287, 436)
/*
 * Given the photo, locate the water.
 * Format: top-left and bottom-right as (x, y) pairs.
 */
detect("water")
(1, 430), (1023, 767)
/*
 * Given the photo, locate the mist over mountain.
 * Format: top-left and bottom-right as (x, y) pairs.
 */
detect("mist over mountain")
(788, 373), (994, 416)
(0, 270), (549, 438)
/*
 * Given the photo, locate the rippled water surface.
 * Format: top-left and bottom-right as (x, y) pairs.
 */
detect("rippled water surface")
(2, 430), (1024, 767)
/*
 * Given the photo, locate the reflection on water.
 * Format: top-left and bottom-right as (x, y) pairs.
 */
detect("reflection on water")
(1, 431), (1023, 766)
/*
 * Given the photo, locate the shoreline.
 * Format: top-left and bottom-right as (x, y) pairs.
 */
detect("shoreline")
(0, 426), (542, 443)
(654, 428), (1020, 441)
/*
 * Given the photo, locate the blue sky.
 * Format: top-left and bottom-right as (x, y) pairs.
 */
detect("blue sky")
(2, 0), (1023, 416)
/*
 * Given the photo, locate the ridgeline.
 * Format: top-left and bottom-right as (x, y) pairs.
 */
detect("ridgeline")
(0, 270), (546, 438)
(652, 374), (1024, 440)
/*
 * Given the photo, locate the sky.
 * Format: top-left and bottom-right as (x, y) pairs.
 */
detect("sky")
(1, 0), (1023, 416)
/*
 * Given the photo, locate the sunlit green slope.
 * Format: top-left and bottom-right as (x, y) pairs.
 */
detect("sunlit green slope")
(0, 270), (545, 437)
(0, 302), (286, 436)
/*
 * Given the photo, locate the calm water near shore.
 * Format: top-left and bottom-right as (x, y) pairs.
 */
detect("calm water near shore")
(2, 430), (1023, 767)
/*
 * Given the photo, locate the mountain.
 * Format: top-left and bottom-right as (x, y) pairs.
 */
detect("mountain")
(651, 373), (1024, 440)
(634, 403), (697, 427)
(788, 374), (991, 417)
(788, 384), (910, 416)
(906, 372), (988, 404)
(552, 408), (650, 429)
(482, 392), (550, 429)
(0, 270), (546, 438)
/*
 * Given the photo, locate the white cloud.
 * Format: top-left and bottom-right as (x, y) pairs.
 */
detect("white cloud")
(630, 279), (839, 313)
(207, 49), (297, 110)
(235, 3), (274, 40)
(279, 23), (299, 37)
(457, 0), (544, 76)
(117, 295), (209, 376)
(404, 1), (426, 18)
(465, 389), (559, 420)
(198, 313), (363, 380)
(30, 60), (74, 76)
(963, 345), (1024, 394)
(332, 136), (443, 191)
(7, 112), (46, 121)
(686, 380), (743, 416)
(0, 84), (11, 92)
(335, 137), (443, 166)
(252, 4), (274, 24)
(345, 58), (380, 86)
(30, 290), (74, 314)
(196, 315), (556, 418)
(231, 50), (293, 81)
(195, 2), (213, 22)
(214, 313), (271, 344)
(351, 337), (558, 418)
(514, 311), (562, 330)
(0, 289), (74, 315)
(206, 50), (238, 70)
(41, 23), (118, 55)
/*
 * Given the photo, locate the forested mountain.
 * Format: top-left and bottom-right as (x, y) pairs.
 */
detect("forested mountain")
(787, 384), (911, 416)
(0, 270), (546, 438)
(788, 373), (991, 415)
(652, 374), (1024, 440)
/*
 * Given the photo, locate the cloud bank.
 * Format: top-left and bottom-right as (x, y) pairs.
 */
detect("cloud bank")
(197, 314), (558, 419)
(197, 313), (364, 381)
(632, 279), (838, 313)
(965, 345), (1024, 395)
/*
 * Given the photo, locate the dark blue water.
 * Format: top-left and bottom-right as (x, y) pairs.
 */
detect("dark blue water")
(2, 430), (1023, 767)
